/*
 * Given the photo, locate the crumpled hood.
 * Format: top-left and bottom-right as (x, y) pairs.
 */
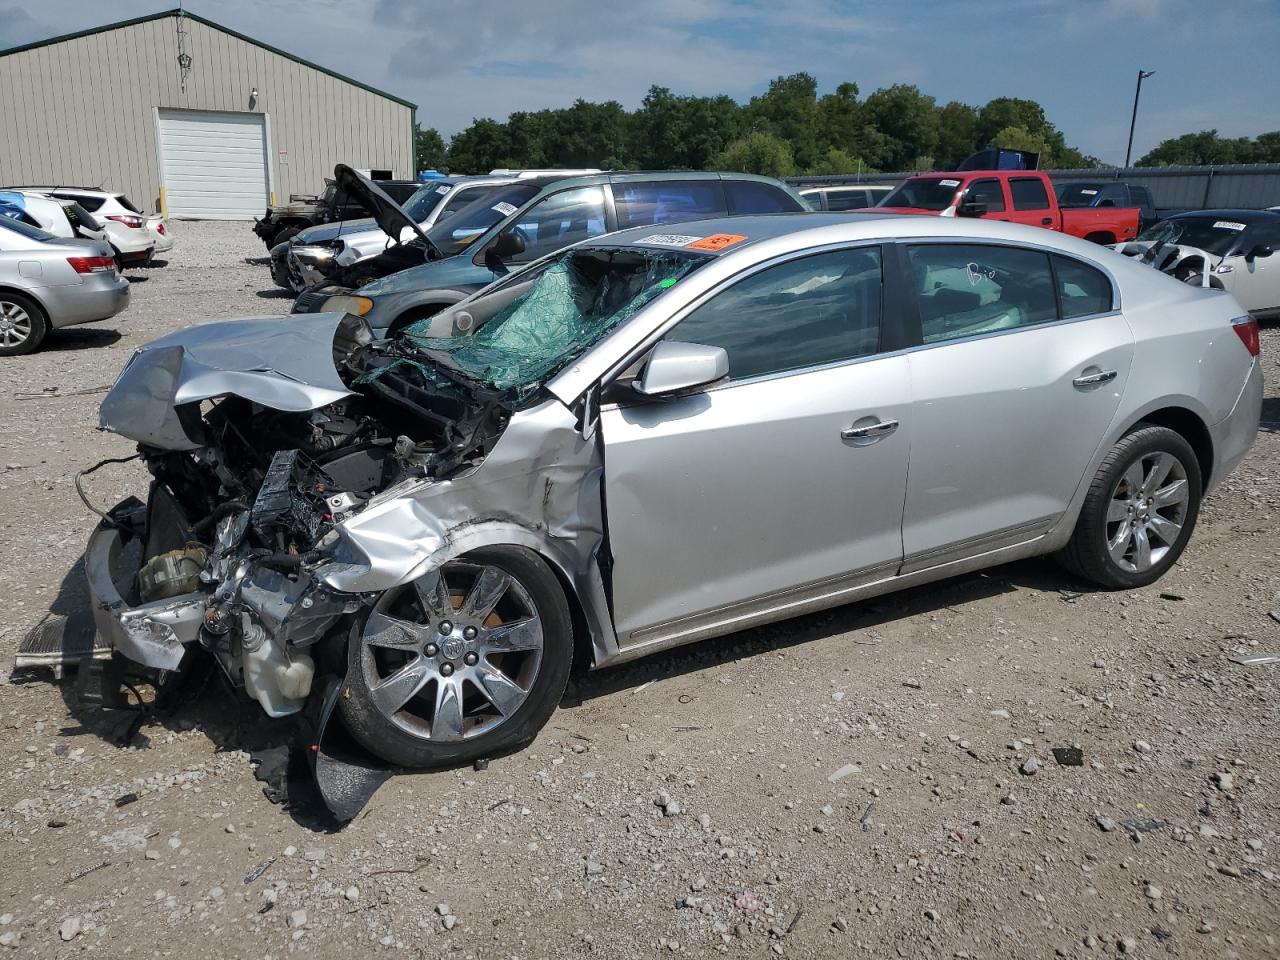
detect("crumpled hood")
(99, 313), (371, 451)
(335, 165), (431, 248)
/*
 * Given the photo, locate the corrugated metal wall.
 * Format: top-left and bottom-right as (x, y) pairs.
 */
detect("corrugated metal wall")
(790, 165), (1280, 213)
(0, 14), (414, 216)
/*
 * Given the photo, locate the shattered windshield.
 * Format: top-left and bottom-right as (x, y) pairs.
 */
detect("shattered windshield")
(402, 183), (450, 222)
(425, 183), (541, 258)
(401, 247), (710, 398)
(1138, 217), (1246, 257)
(881, 178), (962, 211)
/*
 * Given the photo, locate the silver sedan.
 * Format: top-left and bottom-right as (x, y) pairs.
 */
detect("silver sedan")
(86, 213), (1261, 769)
(0, 217), (129, 355)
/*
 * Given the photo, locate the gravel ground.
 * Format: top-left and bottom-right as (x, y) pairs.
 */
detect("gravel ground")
(0, 220), (1278, 959)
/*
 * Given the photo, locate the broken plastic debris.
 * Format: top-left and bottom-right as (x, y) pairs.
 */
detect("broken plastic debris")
(1228, 652), (1280, 666)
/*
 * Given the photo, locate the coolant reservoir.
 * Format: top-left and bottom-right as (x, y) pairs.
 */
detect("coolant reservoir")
(242, 621), (314, 718)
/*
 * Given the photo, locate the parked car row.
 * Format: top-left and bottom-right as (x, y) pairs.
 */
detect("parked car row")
(2, 185), (172, 266)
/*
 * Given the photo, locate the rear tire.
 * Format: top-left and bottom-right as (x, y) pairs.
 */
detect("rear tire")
(338, 547), (572, 768)
(1058, 425), (1201, 589)
(0, 291), (49, 356)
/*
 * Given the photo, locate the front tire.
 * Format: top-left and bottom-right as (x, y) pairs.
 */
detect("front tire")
(0, 292), (48, 356)
(338, 547), (572, 768)
(1059, 425), (1201, 588)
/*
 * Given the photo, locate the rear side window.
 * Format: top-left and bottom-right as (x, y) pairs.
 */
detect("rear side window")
(1053, 255), (1113, 318)
(907, 243), (1057, 344)
(614, 180), (723, 229)
(1010, 177), (1050, 211)
(724, 181), (800, 215)
(67, 194), (104, 212)
(824, 189), (871, 211)
(114, 194), (141, 214)
(965, 178), (1006, 212)
(666, 247), (883, 381)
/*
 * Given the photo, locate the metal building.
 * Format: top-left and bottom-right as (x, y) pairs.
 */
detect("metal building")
(0, 8), (416, 219)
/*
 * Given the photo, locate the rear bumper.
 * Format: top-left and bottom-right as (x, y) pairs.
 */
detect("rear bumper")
(44, 273), (131, 329)
(148, 228), (174, 253)
(1206, 358), (1263, 494)
(117, 246), (155, 265)
(84, 503), (204, 671)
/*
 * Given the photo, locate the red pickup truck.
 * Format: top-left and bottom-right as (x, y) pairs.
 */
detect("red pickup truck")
(877, 170), (1140, 245)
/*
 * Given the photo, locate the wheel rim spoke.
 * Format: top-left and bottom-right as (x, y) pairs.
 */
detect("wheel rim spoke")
(364, 610), (427, 650)
(1152, 478), (1188, 510)
(413, 569), (452, 622)
(472, 665), (527, 716)
(1121, 461), (1144, 497)
(432, 678), (465, 741)
(1108, 519), (1133, 563)
(1107, 498), (1131, 522)
(461, 566), (511, 621)
(1146, 514), (1182, 547)
(1132, 526), (1153, 570)
(1142, 453), (1176, 496)
(369, 657), (431, 714)
(480, 616), (542, 655)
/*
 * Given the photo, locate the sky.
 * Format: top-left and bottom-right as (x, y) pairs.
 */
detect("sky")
(3, 0), (1279, 166)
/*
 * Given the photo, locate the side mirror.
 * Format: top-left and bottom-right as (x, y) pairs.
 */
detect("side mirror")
(1247, 244), (1274, 261)
(957, 200), (988, 218)
(633, 341), (729, 398)
(485, 228), (526, 266)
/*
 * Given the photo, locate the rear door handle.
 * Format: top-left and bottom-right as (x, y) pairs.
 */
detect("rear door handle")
(841, 419), (899, 442)
(1041, 217), (1053, 225)
(1073, 370), (1118, 387)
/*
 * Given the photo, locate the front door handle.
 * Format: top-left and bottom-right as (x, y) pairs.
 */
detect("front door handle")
(1073, 369), (1118, 388)
(1041, 217), (1053, 225)
(841, 419), (899, 442)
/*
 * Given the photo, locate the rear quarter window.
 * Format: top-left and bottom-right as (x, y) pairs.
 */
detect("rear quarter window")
(113, 195), (141, 214)
(725, 181), (801, 215)
(1053, 255), (1114, 318)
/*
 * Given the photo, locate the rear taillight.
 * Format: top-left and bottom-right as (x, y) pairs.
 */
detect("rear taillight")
(107, 214), (144, 229)
(155, 222), (166, 235)
(1232, 315), (1260, 357)
(67, 256), (116, 274)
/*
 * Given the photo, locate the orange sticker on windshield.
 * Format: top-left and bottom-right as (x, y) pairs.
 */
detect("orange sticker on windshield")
(687, 233), (747, 252)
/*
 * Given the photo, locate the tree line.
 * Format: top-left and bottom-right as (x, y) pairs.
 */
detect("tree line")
(413, 73), (1280, 177)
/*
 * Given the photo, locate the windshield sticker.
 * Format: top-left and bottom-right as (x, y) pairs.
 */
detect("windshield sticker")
(491, 201), (518, 216)
(436, 185), (450, 195)
(1213, 220), (1246, 231)
(939, 179), (961, 188)
(966, 262), (997, 285)
(1080, 188), (1098, 195)
(688, 233), (747, 252)
(639, 234), (703, 247)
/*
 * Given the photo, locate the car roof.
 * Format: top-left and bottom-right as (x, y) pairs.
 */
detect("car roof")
(5, 185), (119, 196)
(585, 210), (1121, 258)
(529, 170), (794, 193)
(1168, 208), (1279, 222)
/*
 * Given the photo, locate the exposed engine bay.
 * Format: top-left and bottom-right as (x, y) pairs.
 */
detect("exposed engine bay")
(89, 312), (515, 719)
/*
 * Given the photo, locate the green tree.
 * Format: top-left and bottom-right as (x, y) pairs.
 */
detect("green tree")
(713, 132), (796, 178)
(991, 125), (1053, 163)
(976, 97), (1050, 147)
(1137, 129), (1258, 166)
(446, 118), (511, 174)
(746, 73), (821, 169)
(804, 147), (870, 176)
(414, 125), (448, 173)
(862, 84), (938, 171)
(631, 86), (745, 169)
(934, 101), (979, 168)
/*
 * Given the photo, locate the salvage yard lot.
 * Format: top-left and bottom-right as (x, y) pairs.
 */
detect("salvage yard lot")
(0, 221), (1278, 959)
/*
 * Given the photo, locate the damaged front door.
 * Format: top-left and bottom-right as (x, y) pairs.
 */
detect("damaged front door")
(600, 246), (910, 655)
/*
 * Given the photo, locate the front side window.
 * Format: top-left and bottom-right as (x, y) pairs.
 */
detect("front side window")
(439, 185), (491, 220)
(429, 183), (541, 258)
(965, 178), (1006, 212)
(1010, 177), (1050, 210)
(1054, 255), (1113, 318)
(724, 181), (800, 214)
(615, 180), (723, 228)
(665, 247), (883, 381)
(402, 184), (449, 222)
(503, 186), (609, 264)
(908, 243), (1057, 344)
(1138, 217), (1247, 257)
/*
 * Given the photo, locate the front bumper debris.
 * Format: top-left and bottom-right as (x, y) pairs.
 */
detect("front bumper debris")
(84, 501), (204, 671)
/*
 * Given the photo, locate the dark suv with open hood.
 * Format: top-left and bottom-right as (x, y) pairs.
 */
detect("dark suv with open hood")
(292, 170), (807, 337)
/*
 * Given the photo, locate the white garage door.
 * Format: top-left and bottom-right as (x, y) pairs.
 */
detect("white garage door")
(158, 110), (268, 220)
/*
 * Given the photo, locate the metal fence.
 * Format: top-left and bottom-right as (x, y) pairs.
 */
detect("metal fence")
(788, 164), (1280, 212)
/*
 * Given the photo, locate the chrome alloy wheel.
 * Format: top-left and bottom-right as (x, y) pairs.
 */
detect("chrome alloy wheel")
(0, 300), (33, 348)
(358, 562), (544, 742)
(1105, 451), (1190, 573)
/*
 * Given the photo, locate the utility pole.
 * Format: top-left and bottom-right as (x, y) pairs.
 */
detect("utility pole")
(1124, 69), (1155, 168)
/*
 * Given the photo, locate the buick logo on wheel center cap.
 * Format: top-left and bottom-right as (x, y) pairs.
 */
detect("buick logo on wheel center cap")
(441, 636), (465, 661)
